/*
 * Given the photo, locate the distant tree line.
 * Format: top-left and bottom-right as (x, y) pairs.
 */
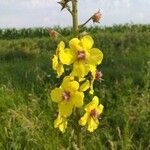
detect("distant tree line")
(0, 24), (149, 39)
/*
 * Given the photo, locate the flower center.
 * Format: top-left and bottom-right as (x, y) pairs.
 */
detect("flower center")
(95, 70), (103, 80)
(77, 51), (86, 60)
(62, 91), (70, 101)
(90, 109), (98, 119)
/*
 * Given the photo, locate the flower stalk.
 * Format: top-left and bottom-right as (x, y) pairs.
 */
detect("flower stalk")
(79, 17), (92, 28)
(50, 1), (104, 150)
(76, 108), (83, 150)
(79, 10), (102, 29)
(72, 0), (78, 36)
(72, 0), (82, 148)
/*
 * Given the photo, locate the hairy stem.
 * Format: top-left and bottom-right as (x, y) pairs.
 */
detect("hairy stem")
(76, 109), (82, 150)
(72, 1), (82, 149)
(72, 0), (78, 36)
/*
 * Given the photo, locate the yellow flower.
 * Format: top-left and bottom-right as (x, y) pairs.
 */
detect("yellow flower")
(79, 96), (104, 132)
(54, 113), (67, 133)
(59, 35), (103, 78)
(51, 76), (84, 116)
(52, 41), (65, 78)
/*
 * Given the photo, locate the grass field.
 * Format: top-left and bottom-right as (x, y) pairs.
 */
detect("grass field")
(0, 25), (150, 150)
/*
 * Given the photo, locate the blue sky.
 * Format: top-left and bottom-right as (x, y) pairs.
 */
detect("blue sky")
(0, 0), (150, 28)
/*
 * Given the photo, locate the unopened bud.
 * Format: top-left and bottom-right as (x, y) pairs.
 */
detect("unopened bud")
(92, 11), (102, 23)
(49, 30), (58, 40)
(95, 70), (103, 80)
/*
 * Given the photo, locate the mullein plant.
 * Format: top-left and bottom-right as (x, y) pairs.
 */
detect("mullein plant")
(50, 0), (104, 149)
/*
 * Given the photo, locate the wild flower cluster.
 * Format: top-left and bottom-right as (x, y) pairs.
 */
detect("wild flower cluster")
(50, 35), (104, 133)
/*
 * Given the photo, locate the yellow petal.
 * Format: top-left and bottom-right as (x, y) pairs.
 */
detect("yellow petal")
(54, 114), (62, 128)
(52, 55), (58, 70)
(87, 117), (99, 132)
(69, 38), (82, 51)
(72, 91), (84, 107)
(59, 119), (67, 133)
(79, 112), (89, 126)
(81, 35), (94, 50)
(54, 114), (67, 133)
(52, 55), (64, 77)
(79, 77), (86, 82)
(61, 76), (79, 91)
(56, 41), (65, 54)
(90, 65), (96, 77)
(51, 88), (63, 103)
(92, 96), (99, 106)
(56, 63), (64, 78)
(69, 80), (80, 92)
(89, 65), (96, 94)
(87, 48), (103, 65)
(97, 104), (104, 115)
(85, 96), (99, 111)
(59, 48), (75, 65)
(80, 80), (90, 92)
(58, 101), (73, 116)
(71, 62), (90, 78)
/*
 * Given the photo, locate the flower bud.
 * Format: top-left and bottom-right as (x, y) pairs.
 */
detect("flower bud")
(49, 29), (58, 40)
(95, 70), (103, 80)
(92, 11), (102, 23)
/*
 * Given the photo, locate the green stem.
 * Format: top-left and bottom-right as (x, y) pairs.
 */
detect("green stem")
(75, 108), (82, 150)
(72, 1), (82, 149)
(72, 0), (78, 36)
(77, 130), (82, 150)
(79, 16), (92, 29)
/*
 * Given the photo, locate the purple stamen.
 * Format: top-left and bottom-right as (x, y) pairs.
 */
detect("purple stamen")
(62, 91), (70, 101)
(77, 51), (86, 60)
(90, 109), (99, 119)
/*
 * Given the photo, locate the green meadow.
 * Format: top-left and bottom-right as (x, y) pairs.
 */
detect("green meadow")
(0, 25), (150, 149)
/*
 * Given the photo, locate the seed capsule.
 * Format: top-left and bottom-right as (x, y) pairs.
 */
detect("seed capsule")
(92, 11), (102, 23)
